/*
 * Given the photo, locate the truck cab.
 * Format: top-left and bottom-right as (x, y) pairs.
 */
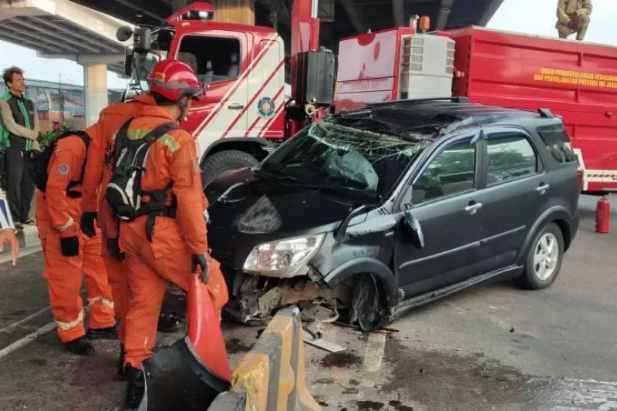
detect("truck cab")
(124, 10), (286, 184)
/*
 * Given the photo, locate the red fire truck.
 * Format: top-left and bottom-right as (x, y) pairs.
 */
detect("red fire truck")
(122, 2), (617, 194)
(334, 26), (617, 194)
(120, 1), (334, 186)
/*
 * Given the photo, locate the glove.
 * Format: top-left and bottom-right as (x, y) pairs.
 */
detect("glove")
(192, 254), (209, 283)
(60, 236), (79, 257)
(107, 238), (124, 261)
(80, 212), (98, 238)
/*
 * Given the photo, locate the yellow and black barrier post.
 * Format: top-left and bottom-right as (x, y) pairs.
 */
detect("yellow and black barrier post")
(208, 306), (321, 411)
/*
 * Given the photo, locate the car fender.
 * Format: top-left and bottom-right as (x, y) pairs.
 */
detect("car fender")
(517, 205), (574, 264)
(322, 257), (401, 308)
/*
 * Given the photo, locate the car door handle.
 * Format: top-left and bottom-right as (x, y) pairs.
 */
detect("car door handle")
(227, 103), (244, 110)
(536, 183), (551, 194)
(464, 202), (483, 215)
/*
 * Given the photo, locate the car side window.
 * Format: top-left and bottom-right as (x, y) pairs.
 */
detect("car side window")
(412, 139), (476, 204)
(537, 125), (578, 164)
(487, 133), (538, 186)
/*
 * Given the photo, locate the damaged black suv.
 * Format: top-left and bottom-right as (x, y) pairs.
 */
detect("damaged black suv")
(207, 99), (580, 331)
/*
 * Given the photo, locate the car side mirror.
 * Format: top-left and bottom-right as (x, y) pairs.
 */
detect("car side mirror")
(403, 208), (425, 249)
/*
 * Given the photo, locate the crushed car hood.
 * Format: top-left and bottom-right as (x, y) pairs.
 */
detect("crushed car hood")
(207, 168), (355, 268)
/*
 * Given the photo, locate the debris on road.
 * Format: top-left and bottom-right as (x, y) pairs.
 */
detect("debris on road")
(303, 330), (346, 353)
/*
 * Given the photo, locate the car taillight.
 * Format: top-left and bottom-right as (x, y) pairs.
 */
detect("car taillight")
(576, 169), (584, 192)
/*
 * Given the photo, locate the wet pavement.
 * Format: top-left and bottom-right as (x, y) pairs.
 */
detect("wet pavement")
(1, 196), (616, 410)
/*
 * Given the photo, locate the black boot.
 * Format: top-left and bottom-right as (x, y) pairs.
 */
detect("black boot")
(86, 326), (118, 340)
(125, 366), (146, 410)
(157, 312), (183, 333)
(64, 336), (95, 356)
(158, 288), (186, 333)
(117, 344), (127, 380)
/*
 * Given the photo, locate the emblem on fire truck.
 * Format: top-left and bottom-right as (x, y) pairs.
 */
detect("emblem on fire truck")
(257, 96), (276, 118)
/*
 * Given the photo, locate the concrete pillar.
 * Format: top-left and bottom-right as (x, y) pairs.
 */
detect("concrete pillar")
(212, 0), (255, 25)
(83, 63), (108, 126)
(170, 0), (254, 25)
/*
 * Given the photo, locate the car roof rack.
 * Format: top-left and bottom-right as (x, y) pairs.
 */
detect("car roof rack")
(538, 108), (554, 118)
(369, 96), (469, 108)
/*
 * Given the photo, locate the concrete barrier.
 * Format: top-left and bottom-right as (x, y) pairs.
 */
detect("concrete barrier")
(209, 306), (321, 411)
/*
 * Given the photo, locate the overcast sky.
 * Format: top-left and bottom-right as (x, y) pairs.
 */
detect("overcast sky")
(488, 0), (617, 44)
(0, 0), (615, 91)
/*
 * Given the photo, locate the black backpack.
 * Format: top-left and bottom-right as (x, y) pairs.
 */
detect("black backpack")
(105, 119), (179, 223)
(28, 130), (90, 192)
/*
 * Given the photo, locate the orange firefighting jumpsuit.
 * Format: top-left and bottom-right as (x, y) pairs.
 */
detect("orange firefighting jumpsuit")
(119, 102), (228, 368)
(81, 94), (154, 342)
(36, 134), (116, 343)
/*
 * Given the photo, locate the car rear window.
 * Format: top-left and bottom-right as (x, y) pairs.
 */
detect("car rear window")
(537, 125), (578, 164)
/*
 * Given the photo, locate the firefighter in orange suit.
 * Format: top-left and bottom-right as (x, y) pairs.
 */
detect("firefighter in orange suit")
(36, 129), (117, 355)
(80, 94), (153, 371)
(115, 60), (228, 409)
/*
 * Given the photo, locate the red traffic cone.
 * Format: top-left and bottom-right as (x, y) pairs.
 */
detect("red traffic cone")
(596, 195), (611, 234)
(186, 274), (232, 381)
(141, 275), (231, 411)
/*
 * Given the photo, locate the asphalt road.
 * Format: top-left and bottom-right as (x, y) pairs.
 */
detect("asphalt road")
(0, 195), (616, 410)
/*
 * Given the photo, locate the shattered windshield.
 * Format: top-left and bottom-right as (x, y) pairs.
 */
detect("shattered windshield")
(260, 120), (429, 201)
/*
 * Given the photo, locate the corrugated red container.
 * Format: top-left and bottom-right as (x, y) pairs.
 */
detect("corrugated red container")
(444, 27), (617, 194)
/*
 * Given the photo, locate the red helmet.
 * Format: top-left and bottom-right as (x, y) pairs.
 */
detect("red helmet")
(147, 59), (202, 102)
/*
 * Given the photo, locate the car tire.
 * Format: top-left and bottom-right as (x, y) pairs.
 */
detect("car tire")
(350, 274), (386, 332)
(517, 222), (564, 290)
(201, 150), (259, 188)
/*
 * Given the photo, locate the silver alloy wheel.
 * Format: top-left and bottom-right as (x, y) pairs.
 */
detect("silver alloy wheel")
(533, 232), (559, 281)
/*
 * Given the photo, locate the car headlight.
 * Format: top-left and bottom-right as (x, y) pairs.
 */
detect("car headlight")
(243, 233), (325, 277)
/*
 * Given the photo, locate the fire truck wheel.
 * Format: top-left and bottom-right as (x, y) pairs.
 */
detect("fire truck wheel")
(202, 150), (259, 188)
(517, 223), (564, 290)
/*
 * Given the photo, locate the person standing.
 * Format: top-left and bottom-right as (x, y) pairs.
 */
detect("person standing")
(36, 129), (117, 355)
(556, 0), (592, 41)
(109, 60), (228, 409)
(0, 67), (39, 228)
(80, 91), (165, 375)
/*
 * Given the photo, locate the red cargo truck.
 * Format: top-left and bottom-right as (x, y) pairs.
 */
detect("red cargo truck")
(334, 26), (617, 194)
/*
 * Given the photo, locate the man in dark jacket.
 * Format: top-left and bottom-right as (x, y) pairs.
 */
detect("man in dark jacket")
(0, 66), (39, 228)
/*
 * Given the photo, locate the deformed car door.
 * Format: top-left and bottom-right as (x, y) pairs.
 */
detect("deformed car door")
(395, 136), (487, 297)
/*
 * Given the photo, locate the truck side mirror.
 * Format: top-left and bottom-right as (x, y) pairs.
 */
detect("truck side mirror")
(403, 208), (425, 249)
(133, 27), (153, 52)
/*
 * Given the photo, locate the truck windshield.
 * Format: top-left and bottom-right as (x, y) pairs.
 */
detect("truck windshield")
(260, 121), (428, 200)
